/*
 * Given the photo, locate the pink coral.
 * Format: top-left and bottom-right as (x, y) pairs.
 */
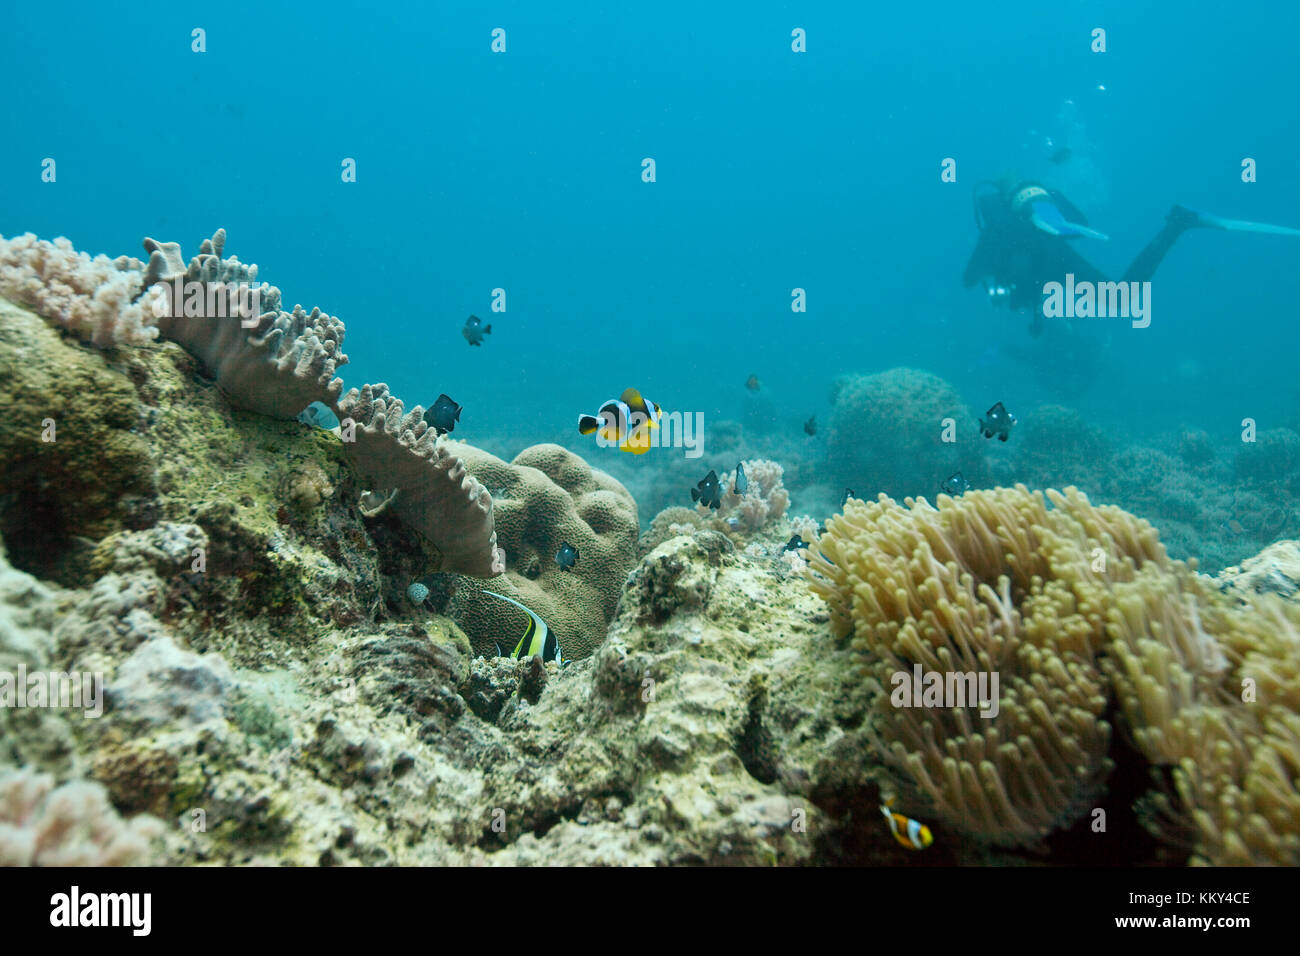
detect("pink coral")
(0, 233), (161, 348)
(720, 459), (790, 531)
(0, 767), (162, 866)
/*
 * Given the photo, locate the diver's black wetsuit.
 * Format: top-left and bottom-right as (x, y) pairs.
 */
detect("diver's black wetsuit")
(963, 182), (1194, 327)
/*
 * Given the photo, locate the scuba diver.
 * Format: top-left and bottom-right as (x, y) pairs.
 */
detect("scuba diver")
(964, 175), (1300, 335)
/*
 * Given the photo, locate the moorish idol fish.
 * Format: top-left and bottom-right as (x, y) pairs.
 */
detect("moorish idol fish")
(485, 590), (563, 665)
(881, 798), (933, 851)
(578, 387), (663, 455)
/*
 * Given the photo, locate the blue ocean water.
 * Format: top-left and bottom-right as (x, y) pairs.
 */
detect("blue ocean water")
(4, 0), (1298, 510)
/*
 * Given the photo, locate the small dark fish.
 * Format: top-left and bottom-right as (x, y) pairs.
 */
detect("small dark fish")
(842, 488), (856, 505)
(734, 462), (748, 494)
(803, 415), (817, 436)
(691, 469), (722, 510)
(424, 393), (463, 436)
(462, 314), (492, 346)
(978, 402), (1016, 442)
(745, 375), (761, 392)
(1048, 146), (1073, 165)
(942, 472), (971, 496)
(554, 541), (579, 571)
(783, 534), (807, 552)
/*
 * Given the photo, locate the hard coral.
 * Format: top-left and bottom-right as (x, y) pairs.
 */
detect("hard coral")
(827, 368), (988, 500)
(448, 443), (638, 661)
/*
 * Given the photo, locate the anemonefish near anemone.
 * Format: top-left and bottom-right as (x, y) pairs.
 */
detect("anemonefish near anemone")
(577, 387), (662, 455)
(485, 590), (563, 665)
(881, 798), (933, 850)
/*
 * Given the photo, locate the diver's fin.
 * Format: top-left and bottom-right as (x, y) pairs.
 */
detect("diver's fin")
(1029, 200), (1110, 240)
(1175, 205), (1300, 237)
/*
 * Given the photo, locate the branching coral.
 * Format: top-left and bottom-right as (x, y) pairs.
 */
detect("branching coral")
(0, 767), (162, 865)
(807, 485), (1176, 845)
(718, 459), (790, 531)
(336, 383), (504, 579)
(0, 233), (161, 348)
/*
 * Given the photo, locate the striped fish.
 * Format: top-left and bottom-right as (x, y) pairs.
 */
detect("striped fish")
(577, 387), (662, 455)
(881, 798), (933, 850)
(485, 590), (563, 665)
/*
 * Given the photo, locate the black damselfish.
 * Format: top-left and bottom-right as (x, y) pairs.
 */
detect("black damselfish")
(979, 401), (1016, 442)
(555, 541), (579, 572)
(462, 314), (492, 346)
(691, 469), (722, 509)
(424, 393), (463, 436)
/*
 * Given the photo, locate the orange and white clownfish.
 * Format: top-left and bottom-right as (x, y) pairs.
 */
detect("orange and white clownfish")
(881, 798), (933, 850)
(577, 387), (662, 455)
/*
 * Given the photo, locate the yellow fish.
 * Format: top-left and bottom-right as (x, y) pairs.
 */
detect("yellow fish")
(485, 590), (563, 664)
(577, 387), (662, 455)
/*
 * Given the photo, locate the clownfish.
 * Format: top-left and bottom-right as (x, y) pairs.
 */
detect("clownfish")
(578, 387), (662, 455)
(881, 798), (933, 850)
(485, 590), (563, 665)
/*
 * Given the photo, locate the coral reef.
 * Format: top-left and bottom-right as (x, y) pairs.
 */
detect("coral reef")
(144, 230), (347, 420)
(1005, 404), (1112, 490)
(639, 459), (797, 556)
(720, 459), (790, 531)
(1235, 428), (1300, 490)
(1105, 575), (1300, 864)
(0, 767), (163, 865)
(4, 224), (1298, 869)
(827, 368), (989, 500)
(0, 233), (161, 348)
(0, 299), (155, 583)
(808, 485), (1134, 846)
(336, 384), (504, 579)
(445, 442), (638, 660)
(1216, 540), (1300, 602)
(1005, 404), (1298, 574)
